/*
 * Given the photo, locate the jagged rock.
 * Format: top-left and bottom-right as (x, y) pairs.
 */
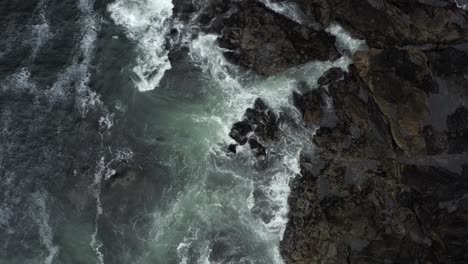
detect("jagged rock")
(229, 120), (253, 145)
(426, 47), (468, 78)
(167, 1), (468, 263)
(293, 88), (326, 126)
(309, 67), (395, 160)
(447, 107), (468, 154)
(354, 48), (433, 155)
(317, 67), (344, 86)
(293, 0), (468, 47)
(245, 98), (279, 143)
(248, 138), (267, 157)
(209, 1), (339, 75)
(229, 98), (279, 156)
(423, 125), (449, 155)
(421, 47), (468, 155)
(292, 67), (347, 126)
(227, 144), (237, 154)
(282, 61), (468, 264)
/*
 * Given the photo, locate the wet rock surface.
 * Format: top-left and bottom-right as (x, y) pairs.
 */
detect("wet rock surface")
(281, 34), (468, 264)
(293, 0), (468, 47)
(353, 47), (433, 155)
(4, 0), (466, 262)
(214, 1), (468, 263)
(193, 1), (339, 75)
(282, 57), (468, 263)
(229, 98), (279, 157)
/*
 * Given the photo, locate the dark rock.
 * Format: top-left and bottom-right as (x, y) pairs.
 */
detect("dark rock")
(212, 1), (339, 75)
(281, 55), (468, 264)
(426, 47), (468, 78)
(317, 67), (344, 86)
(248, 138), (267, 157)
(447, 107), (468, 154)
(229, 98), (279, 156)
(293, 88), (326, 126)
(423, 125), (448, 155)
(227, 144), (237, 154)
(229, 120), (252, 145)
(171, 1), (468, 263)
(245, 98), (280, 143)
(401, 164), (468, 199)
(354, 48), (432, 155)
(172, 0), (196, 21)
(293, 0), (468, 47)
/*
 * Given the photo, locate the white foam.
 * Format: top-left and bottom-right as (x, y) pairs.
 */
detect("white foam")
(188, 33), (349, 133)
(197, 242), (212, 264)
(454, 0), (468, 9)
(46, 0), (102, 117)
(76, 0), (102, 115)
(30, 191), (59, 264)
(176, 228), (199, 264)
(99, 113), (114, 131)
(90, 157), (106, 264)
(137, 18), (363, 262)
(189, 34), (257, 139)
(1, 68), (36, 93)
(261, 0), (309, 24)
(0, 171), (16, 236)
(108, 0), (174, 92)
(327, 23), (367, 55)
(0, 205), (13, 233)
(247, 187), (255, 210)
(30, 16), (50, 60)
(188, 33), (354, 264)
(264, 154), (300, 237)
(0, 207), (13, 228)
(89, 148), (135, 262)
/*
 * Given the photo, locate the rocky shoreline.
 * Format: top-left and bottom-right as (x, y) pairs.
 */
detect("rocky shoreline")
(191, 0), (468, 263)
(1, 0), (467, 262)
(281, 1), (468, 263)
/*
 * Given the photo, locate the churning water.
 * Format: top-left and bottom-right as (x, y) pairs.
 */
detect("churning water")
(0, 0), (363, 263)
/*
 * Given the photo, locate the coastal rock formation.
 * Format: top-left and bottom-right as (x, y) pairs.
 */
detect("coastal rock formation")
(229, 98), (279, 156)
(353, 48), (433, 155)
(292, 0), (468, 47)
(211, 1), (468, 263)
(195, 1), (339, 75)
(282, 53), (468, 262)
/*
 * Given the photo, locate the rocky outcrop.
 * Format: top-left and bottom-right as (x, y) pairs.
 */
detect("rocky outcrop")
(282, 55), (468, 263)
(229, 98), (279, 157)
(293, 0), (468, 47)
(423, 47), (468, 155)
(211, 1), (468, 263)
(353, 48), (434, 155)
(266, 1), (468, 262)
(198, 1), (339, 75)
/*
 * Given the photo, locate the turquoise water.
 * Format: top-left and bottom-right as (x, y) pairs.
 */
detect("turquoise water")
(0, 0), (362, 263)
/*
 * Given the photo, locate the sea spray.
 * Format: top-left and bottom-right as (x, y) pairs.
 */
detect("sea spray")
(108, 0), (174, 92)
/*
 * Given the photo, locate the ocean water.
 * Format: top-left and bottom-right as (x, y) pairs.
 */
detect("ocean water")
(0, 0), (363, 263)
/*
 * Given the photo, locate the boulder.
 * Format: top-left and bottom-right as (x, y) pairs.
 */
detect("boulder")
(229, 98), (279, 157)
(214, 1), (339, 75)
